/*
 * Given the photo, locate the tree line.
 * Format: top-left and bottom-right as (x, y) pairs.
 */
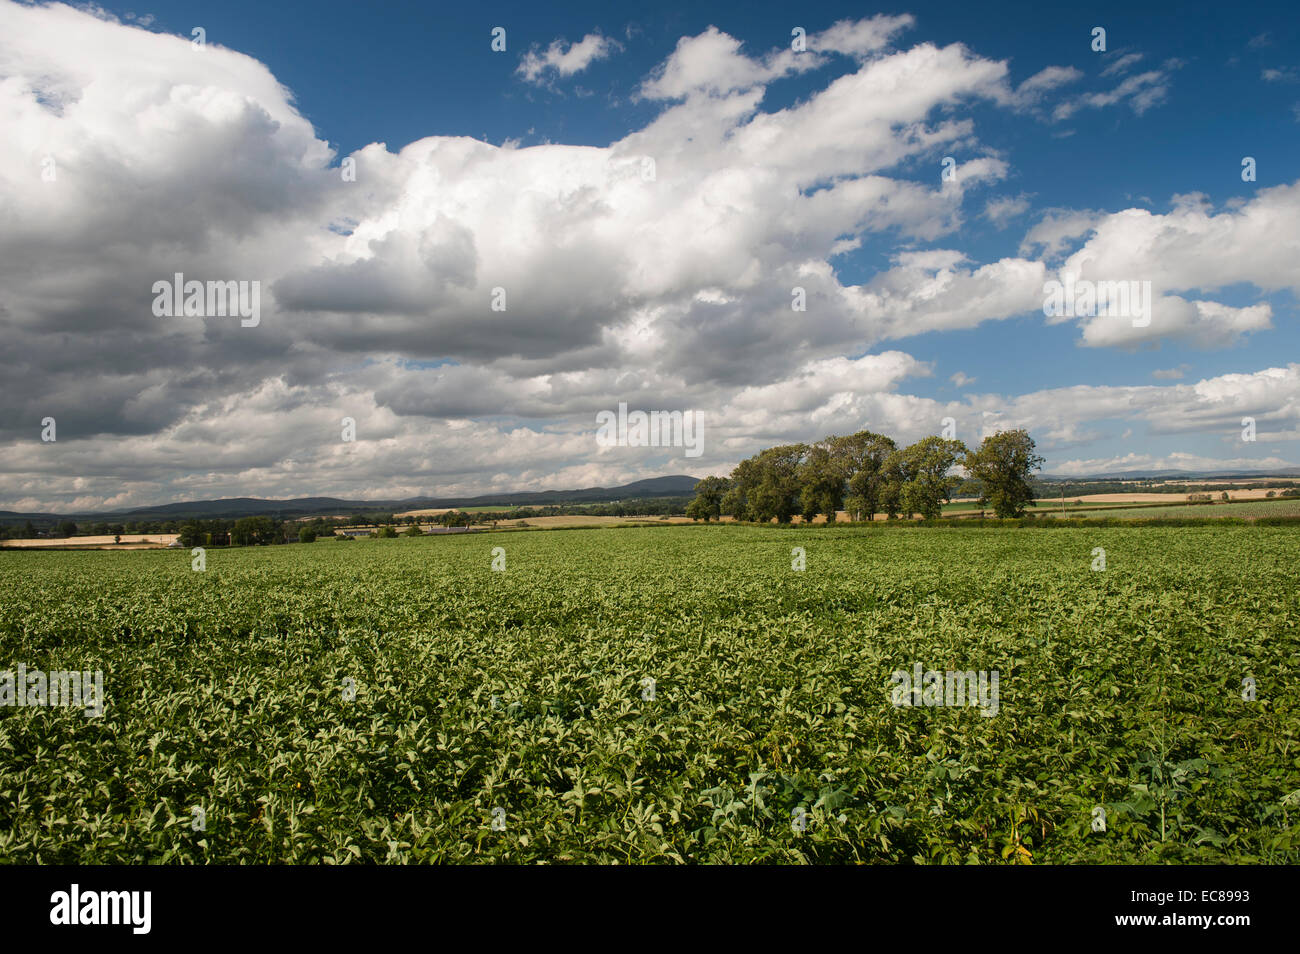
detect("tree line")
(0, 518), (188, 540)
(686, 429), (1044, 523)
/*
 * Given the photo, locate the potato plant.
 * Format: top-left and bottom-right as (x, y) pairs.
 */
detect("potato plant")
(1, 525), (1296, 863)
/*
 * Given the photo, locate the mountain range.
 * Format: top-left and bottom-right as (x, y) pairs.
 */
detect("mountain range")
(0, 475), (702, 523)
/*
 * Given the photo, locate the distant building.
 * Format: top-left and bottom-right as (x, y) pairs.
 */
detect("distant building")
(335, 525), (480, 538)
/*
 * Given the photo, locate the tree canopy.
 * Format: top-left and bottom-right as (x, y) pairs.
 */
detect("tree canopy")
(688, 429), (1041, 524)
(964, 429), (1045, 518)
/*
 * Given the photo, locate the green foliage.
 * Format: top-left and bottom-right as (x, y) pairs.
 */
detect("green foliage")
(717, 429), (965, 523)
(838, 431), (897, 522)
(230, 516), (276, 546)
(688, 476), (730, 522)
(965, 430), (1044, 518)
(888, 437), (968, 520)
(798, 440), (846, 523)
(0, 525), (1296, 863)
(727, 445), (807, 523)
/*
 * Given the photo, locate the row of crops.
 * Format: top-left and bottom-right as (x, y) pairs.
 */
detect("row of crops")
(1, 524), (1297, 862)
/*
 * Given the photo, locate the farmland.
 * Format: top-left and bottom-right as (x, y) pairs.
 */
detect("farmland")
(508, 515), (694, 528)
(0, 534), (181, 549)
(937, 496), (1300, 520)
(1, 524), (1297, 864)
(1064, 499), (1300, 520)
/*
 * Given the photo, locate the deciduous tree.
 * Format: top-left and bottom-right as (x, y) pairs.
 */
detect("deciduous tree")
(888, 436), (968, 520)
(689, 476), (730, 521)
(965, 430), (1044, 518)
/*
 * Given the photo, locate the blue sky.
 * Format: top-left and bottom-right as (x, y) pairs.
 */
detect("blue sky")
(2, 0), (1299, 509)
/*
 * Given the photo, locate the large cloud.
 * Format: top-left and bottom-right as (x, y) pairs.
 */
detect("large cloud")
(0, 2), (1294, 510)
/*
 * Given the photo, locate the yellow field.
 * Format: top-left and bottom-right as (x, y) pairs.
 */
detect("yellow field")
(0, 533), (180, 549)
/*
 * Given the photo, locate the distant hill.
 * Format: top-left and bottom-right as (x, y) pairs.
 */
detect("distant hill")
(0, 475), (704, 524)
(7, 467), (1300, 525)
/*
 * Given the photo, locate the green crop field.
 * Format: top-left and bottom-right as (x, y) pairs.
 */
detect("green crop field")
(2, 525), (1297, 864)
